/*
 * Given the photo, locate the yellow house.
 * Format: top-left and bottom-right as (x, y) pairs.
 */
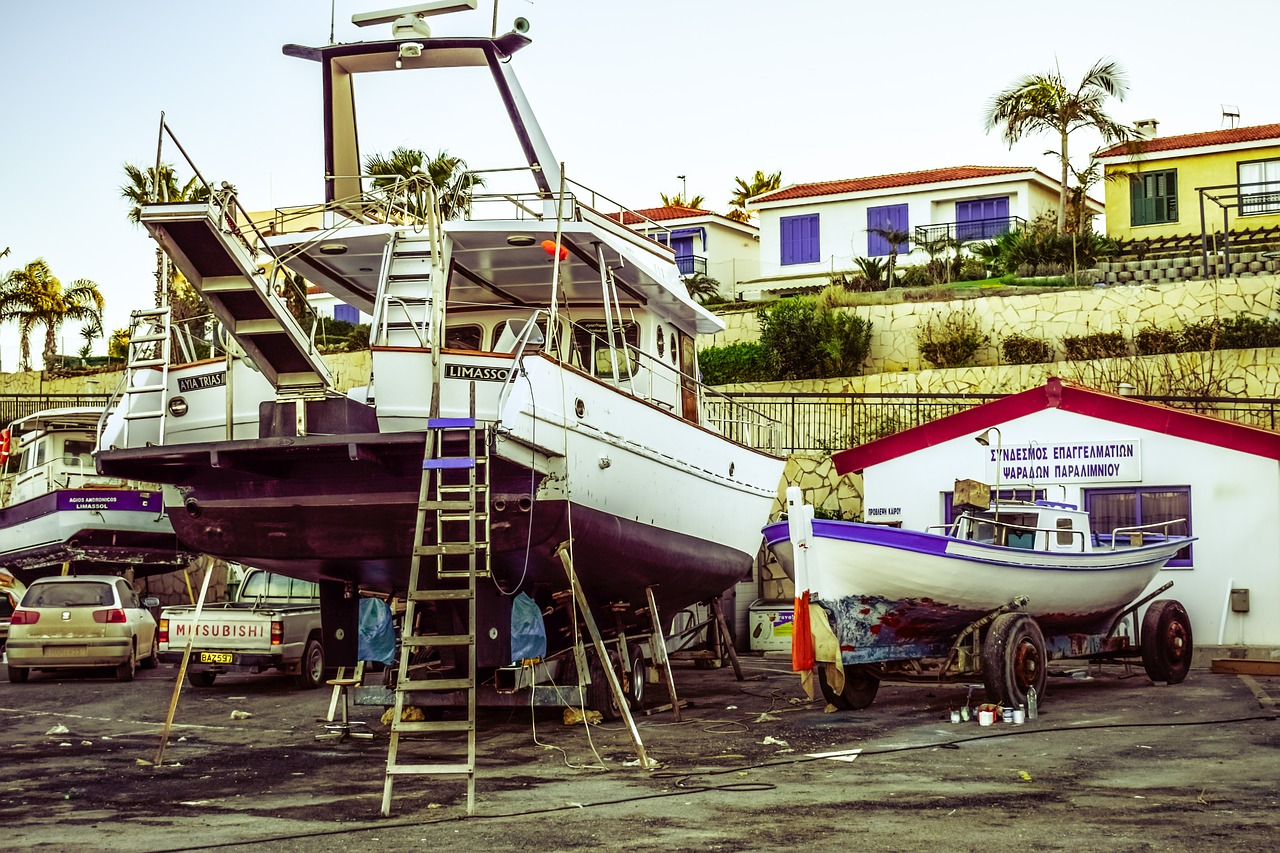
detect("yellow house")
(1096, 122), (1280, 243)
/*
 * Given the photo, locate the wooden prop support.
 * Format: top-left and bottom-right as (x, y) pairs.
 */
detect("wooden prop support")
(153, 566), (213, 767)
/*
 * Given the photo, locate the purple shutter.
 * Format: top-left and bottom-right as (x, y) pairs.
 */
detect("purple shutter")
(781, 214), (820, 265)
(867, 204), (909, 256)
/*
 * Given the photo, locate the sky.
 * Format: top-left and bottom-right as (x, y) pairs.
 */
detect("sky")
(1, 0), (1276, 371)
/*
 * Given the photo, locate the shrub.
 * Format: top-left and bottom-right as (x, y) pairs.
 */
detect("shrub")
(817, 310), (874, 377)
(957, 257), (988, 281)
(1219, 315), (1280, 349)
(697, 341), (773, 385)
(898, 265), (932, 289)
(1061, 331), (1129, 361)
(757, 298), (826, 380)
(1135, 325), (1182, 355)
(916, 307), (990, 368)
(1178, 319), (1219, 353)
(1001, 333), (1053, 364)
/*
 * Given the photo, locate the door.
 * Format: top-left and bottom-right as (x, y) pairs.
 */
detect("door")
(678, 331), (698, 422)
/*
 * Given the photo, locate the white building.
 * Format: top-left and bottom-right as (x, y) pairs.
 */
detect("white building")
(747, 165), (1102, 295)
(831, 378), (1280, 662)
(614, 205), (760, 300)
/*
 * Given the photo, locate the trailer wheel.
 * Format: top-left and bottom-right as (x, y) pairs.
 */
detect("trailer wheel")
(294, 638), (326, 689)
(627, 644), (648, 709)
(585, 650), (621, 721)
(817, 663), (880, 711)
(1141, 600), (1193, 684)
(982, 612), (1047, 708)
(187, 670), (217, 687)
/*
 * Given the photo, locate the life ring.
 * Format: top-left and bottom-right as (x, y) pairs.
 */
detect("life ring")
(0, 428), (10, 465)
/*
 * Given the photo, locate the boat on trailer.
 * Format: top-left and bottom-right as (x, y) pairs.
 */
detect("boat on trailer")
(95, 5), (785, 679)
(1, 408), (193, 581)
(764, 485), (1195, 711)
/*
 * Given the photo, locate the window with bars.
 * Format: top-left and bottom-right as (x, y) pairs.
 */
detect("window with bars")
(1083, 486), (1192, 567)
(1239, 159), (1280, 216)
(1130, 169), (1178, 226)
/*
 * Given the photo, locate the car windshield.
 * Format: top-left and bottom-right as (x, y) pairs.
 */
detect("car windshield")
(23, 582), (114, 608)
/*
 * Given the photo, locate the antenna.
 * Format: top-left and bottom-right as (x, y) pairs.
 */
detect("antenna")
(352, 1), (478, 29)
(1221, 104), (1240, 129)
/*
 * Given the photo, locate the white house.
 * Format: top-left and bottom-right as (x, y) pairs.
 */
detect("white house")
(614, 205), (760, 300)
(830, 378), (1280, 663)
(746, 165), (1101, 295)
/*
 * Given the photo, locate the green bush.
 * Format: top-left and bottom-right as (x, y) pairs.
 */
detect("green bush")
(898, 265), (932, 289)
(1062, 331), (1129, 361)
(698, 341), (773, 385)
(1135, 325), (1182, 355)
(916, 307), (990, 368)
(817, 310), (874, 377)
(1220, 315), (1280, 349)
(757, 298), (826, 380)
(1001, 333), (1053, 364)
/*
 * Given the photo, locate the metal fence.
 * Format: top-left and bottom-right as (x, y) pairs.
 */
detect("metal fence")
(715, 391), (1280, 455)
(1, 394), (115, 430)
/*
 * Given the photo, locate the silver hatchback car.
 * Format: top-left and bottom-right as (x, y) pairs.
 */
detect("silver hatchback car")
(6, 575), (159, 683)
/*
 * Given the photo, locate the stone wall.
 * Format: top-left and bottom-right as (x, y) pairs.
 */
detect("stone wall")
(1100, 253), (1280, 285)
(704, 275), (1280, 374)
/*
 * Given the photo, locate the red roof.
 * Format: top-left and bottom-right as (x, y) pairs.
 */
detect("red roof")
(609, 205), (711, 226)
(832, 377), (1280, 475)
(752, 166), (1038, 204)
(1096, 123), (1280, 158)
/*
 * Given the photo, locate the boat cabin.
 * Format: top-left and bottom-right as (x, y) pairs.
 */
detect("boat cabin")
(5, 409), (123, 506)
(953, 501), (1093, 553)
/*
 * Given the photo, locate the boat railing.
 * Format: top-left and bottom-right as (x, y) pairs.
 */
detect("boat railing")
(963, 516), (1088, 552)
(698, 385), (783, 455)
(1105, 518), (1189, 549)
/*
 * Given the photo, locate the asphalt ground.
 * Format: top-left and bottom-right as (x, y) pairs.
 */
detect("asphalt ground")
(1, 653), (1277, 852)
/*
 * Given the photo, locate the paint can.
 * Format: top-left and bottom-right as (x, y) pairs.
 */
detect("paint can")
(978, 709), (995, 726)
(950, 710), (961, 724)
(1001, 707), (1014, 724)
(1013, 707), (1026, 725)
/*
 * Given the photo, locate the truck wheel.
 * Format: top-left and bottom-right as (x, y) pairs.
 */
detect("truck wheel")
(1141, 600), (1193, 684)
(982, 612), (1047, 708)
(294, 638), (325, 689)
(187, 670), (217, 687)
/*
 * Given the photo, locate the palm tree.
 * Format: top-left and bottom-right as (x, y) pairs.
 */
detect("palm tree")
(984, 58), (1131, 232)
(364, 147), (484, 222)
(121, 163), (211, 308)
(727, 169), (782, 223)
(865, 224), (912, 286)
(659, 192), (706, 210)
(0, 258), (104, 372)
(683, 272), (722, 303)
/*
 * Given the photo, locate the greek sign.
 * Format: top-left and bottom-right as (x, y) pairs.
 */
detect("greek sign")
(985, 440), (1141, 484)
(56, 490), (161, 512)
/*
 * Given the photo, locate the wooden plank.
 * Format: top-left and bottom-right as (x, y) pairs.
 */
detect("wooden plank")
(1209, 658), (1280, 676)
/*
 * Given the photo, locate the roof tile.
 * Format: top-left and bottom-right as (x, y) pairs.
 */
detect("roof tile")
(1097, 123), (1280, 158)
(753, 166), (1037, 203)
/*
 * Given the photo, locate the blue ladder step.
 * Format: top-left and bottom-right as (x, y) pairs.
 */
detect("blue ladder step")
(424, 458), (475, 470)
(428, 418), (476, 429)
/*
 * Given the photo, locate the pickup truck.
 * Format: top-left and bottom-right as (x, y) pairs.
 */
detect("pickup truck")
(158, 568), (326, 688)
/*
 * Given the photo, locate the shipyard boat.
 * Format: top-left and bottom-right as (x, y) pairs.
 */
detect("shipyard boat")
(764, 487), (1194, 710)
(96, 5), (784, 671)
(0, 408), (192, 580)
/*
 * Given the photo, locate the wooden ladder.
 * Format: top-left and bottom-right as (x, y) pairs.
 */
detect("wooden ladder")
(381, 413), (489, 817)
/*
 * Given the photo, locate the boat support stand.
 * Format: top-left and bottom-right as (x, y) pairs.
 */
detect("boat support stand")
(941, 594), (1030, 680)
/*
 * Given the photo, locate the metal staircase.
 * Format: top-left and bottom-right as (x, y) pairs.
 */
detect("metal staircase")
(121, 306), (173, 446)
(382, 411), (490, 816)
(137, 201), (332, 398)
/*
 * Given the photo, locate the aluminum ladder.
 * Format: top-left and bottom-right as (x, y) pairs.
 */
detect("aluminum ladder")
(121, 306), (173, 446)
(381, 412), (489, 816)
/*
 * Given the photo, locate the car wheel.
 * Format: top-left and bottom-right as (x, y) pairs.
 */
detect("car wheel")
(187, 670), (217, 687)
(140, 633), (160, 670)
(293, 638), (325, 689)
(115, 642), (137, 682)
(8, 665), (29, 684)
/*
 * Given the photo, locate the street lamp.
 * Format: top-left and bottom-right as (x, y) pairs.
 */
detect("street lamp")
(677, 174), (687, 201)
(975, 427), (1002, 521)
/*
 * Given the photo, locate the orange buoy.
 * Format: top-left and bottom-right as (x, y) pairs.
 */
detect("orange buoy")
(541, 240), (568, 261)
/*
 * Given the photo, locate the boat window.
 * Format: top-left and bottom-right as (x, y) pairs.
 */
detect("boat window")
(571, 321), (639, 379)
(20, 439), (47, 473)
(63, 439), (94, 468)
(1055, 518), (1076, 546)
(445, 324), (484, 351)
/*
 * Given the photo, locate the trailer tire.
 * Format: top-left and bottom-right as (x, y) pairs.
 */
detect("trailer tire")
(1141, 600), (1193, 685)
(294, 638), (326, 689)
(817, 663), (880, 711)
(627, 644), (648, 709)
(982, 612), (1047, 709)
(187, 670), (217, 687)
(585, 650), (621, 722)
